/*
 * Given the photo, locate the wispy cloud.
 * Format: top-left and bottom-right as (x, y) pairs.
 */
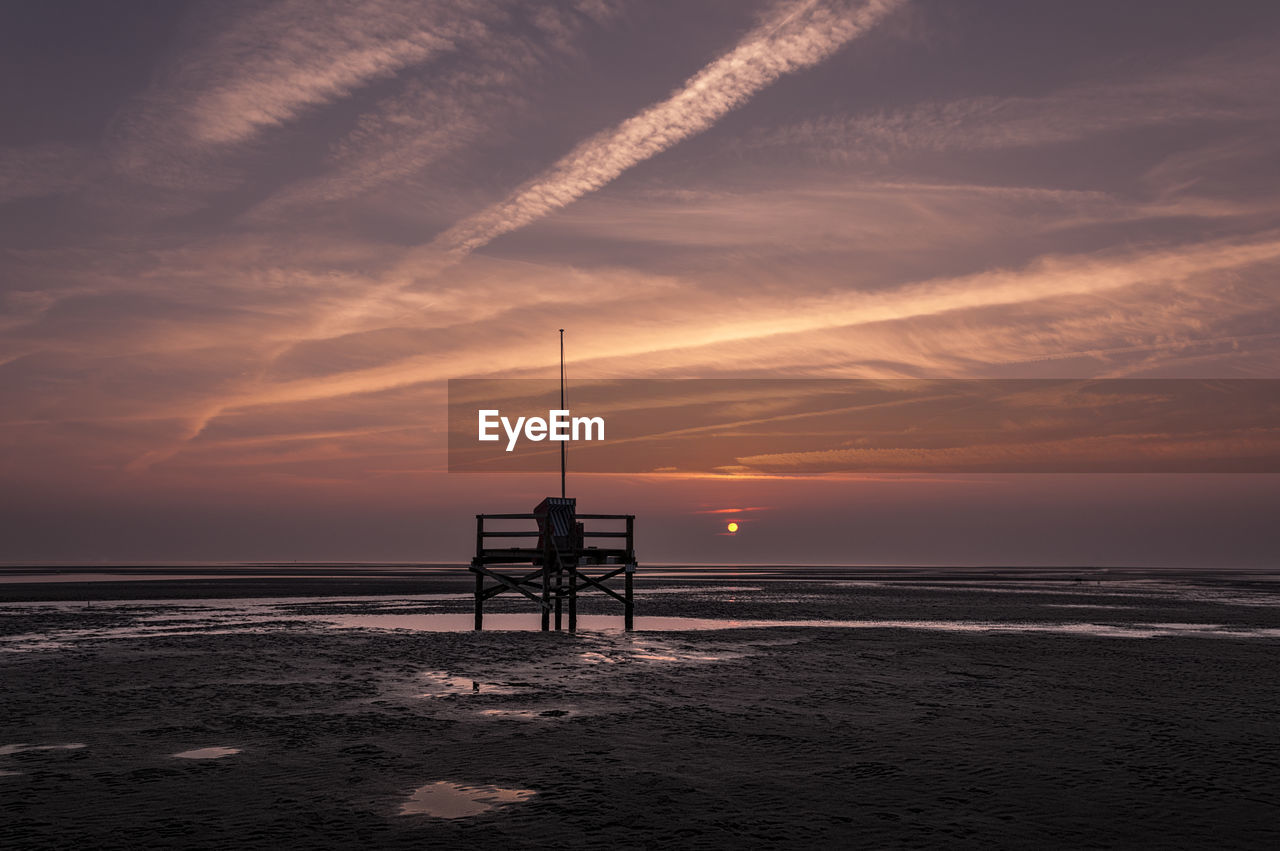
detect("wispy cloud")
(249, 1), (627, 216)
(694, 506), (772, 514)
(171, 0), (493, 147)
(741, 39), (1280, 161)
(732, 430), (1280, 475)
(107, 0), (521, 190)
(6, 229), (1279, 484)
(153, 233), (1280, 436)
(5, 0), (1280, 506)
(0, 144), (93, 203)
(429, 0), (903, 258)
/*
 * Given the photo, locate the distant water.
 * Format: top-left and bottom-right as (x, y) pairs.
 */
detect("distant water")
(6, 564), (1280, 583)
(3, 575), (1279, 652)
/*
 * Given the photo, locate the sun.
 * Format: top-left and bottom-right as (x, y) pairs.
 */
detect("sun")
(726, 522), (739, 533)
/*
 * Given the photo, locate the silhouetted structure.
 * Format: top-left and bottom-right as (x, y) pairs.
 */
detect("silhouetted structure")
(469, 330), (637, 630)
(470, 497), (637, 631)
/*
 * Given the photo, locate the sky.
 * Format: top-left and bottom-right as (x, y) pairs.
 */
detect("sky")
(2, 0), (1279, 565)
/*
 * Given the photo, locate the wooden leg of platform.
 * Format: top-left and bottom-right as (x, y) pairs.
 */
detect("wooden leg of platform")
(554, 567), (563, 631)
(541, 565), (550, 631)
(624, 568), (634, 631)
(568, 566), (578, 632)
(474, 571), (483, 631)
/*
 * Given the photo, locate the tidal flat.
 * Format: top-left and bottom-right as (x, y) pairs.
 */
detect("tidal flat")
(2, 567), (1278, 849)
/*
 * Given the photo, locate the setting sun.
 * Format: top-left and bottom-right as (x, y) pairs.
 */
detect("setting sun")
(727, 522), (739, 533)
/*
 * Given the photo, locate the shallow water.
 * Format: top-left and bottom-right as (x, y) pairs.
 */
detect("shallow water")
(4, 579), (1280, 652)
(4, 611), (1280, 653)
(417, 671), (532, 697)
(172, 747), (240, 760)
(477, 708), (577, 719)
(0, 743), (85, 756)
(325, 612), (1280, 639)
(399, 781), (536, 818)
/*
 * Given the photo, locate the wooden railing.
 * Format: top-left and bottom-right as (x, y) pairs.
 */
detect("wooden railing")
(474, 513), (635, 559)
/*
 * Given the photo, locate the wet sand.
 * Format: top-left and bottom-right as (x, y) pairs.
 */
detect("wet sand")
(2, 570), (1279, 848)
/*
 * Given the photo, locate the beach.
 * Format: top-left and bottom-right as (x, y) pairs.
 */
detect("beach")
(2, 568), (1279, 849)
(7, 1), (1280, 847)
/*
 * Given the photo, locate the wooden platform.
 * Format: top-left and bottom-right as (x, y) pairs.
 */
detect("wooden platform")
(469, 501), (637, 631)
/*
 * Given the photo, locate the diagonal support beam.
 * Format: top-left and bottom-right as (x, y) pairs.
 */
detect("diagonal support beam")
(475, 567), (550, 609)
(588, 566), (626, 583)
(481, 566), (546, 601)
(574, 569), (627, 604)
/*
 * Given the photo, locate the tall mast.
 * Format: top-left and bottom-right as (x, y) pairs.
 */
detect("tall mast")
(559, 328), (566, 499)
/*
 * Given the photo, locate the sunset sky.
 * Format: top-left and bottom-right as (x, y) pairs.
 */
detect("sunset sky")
(3, 0), (1279, 565)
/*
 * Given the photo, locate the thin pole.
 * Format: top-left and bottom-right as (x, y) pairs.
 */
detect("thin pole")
(559, 328), (566, 499)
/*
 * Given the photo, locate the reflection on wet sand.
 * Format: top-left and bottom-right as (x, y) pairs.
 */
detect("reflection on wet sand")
(399, 781), (536, 818)
(5, 585), (1280, 654)
(173, 747), (240, 760)
(417, 671), (532, 697)
(0, 743), (85, 756)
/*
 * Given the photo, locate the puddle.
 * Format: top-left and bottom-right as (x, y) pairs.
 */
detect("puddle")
(317, 613), (1280, 639)
(478, 708), (577, 720)
(642, 586), (763, 594)
(831, 581), (1166, 599)
(418, 671), (529, 697)
(0, 743), (85, 756)
(418, 671), (482, 696)
(173, 747), (240, 760)
(578, 650), (619, 664)
(365, 614), (1280, 640)
(9, 612), (1280, 648)
(399, 781), (536, 818)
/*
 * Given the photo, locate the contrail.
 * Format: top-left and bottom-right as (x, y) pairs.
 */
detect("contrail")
(430, 0), (902, 258)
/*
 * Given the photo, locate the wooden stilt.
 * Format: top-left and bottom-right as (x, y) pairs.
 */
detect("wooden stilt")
(474, 568), (484, 630)
(554, 566), (563, 631)
(624, 515), (635, 631)
(541, 563), (551, 631)
(624, 565), (634, 631)
(568, 564), (578, 632)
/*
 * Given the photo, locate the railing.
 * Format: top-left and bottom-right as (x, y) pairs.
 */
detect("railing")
(474, 513), (634, 558)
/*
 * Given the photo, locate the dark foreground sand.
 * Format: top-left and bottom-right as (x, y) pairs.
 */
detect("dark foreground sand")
(2, 571), (1279, 849)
